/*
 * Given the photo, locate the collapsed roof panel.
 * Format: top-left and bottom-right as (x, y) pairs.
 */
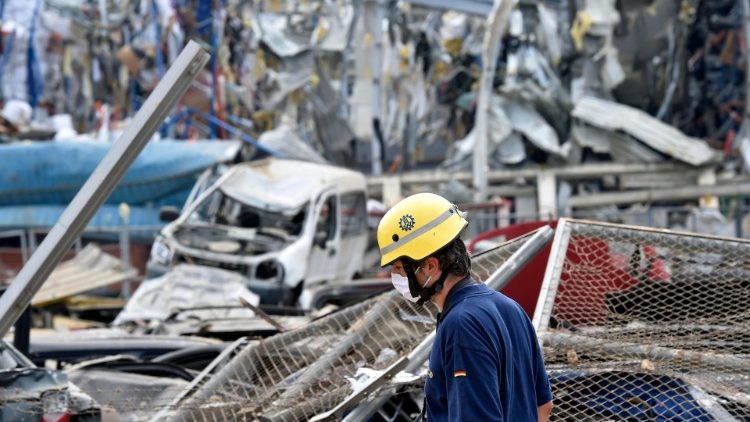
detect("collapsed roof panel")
(29, 244), (137, 307)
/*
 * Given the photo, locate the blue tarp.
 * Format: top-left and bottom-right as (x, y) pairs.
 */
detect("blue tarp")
(0, 140), (240, 206)
(0, 204), (161, 231)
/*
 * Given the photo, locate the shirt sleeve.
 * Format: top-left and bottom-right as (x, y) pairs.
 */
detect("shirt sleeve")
(444, 318), (504, 422)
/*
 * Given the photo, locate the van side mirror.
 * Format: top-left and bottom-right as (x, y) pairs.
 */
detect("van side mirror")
(159, 206), (181, 223)
(314, 230), (328, 248)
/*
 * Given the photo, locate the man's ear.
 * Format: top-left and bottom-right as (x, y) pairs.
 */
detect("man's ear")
(424, 256), (441, 275)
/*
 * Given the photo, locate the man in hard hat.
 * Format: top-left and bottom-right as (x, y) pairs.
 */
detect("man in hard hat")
(377, 193), (553, 421)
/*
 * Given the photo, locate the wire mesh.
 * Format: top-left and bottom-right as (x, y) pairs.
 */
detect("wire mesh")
(537, 220), (750, 421)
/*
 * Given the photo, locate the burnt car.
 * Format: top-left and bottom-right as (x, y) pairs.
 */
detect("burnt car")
(147, 158), (369, 307)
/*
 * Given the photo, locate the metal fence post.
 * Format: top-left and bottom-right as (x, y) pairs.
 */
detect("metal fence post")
(28, 229), (37, 254)
(119, 203), (132, 298)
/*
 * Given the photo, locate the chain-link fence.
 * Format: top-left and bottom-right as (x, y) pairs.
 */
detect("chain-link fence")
(534, 219), (750, 421)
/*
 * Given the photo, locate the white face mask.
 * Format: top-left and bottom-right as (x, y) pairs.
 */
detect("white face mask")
(391, 266), (431, 303)
(391, 273), (419, 302)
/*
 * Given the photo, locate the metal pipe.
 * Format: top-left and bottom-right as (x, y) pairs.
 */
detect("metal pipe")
(543, 332), (750, 373)
(742, 0), (750, 132)
(370, 0), (385, 175)
(532, 219), (571, 332)
(368, 162), (694, 190)
(340, 0), (361, 120)
(343, 226), (555, 421)
(473, 0), (515, 202)
(0, 41), (209, 338)
(567, 182), (750, 208)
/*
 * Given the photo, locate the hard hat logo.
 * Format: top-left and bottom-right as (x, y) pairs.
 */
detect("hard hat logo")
(399, 214), (416, 231)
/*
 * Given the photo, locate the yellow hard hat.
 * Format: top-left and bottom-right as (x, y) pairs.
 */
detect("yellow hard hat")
(378, 193), (468, 267)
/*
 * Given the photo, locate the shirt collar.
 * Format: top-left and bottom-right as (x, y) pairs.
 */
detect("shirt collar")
(436, 277), (480, 322)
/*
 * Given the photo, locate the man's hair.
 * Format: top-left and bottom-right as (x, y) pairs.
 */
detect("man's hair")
(429, 237), (471, 277)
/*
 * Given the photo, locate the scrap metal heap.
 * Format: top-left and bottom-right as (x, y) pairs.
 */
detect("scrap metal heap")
(3, 0), (748, 173)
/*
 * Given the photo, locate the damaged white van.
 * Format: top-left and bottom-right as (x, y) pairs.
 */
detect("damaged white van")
(146, 158), (369, 306)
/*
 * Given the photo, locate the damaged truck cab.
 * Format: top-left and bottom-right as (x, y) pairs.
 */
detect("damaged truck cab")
(146, 158), (369, 307)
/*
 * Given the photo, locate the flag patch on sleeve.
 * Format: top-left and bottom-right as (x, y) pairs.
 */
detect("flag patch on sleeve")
(454, 370), (467, 377)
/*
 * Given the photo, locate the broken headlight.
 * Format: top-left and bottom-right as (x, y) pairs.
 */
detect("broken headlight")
(256, 260), (284, 282)
(150, 238), (173, 266)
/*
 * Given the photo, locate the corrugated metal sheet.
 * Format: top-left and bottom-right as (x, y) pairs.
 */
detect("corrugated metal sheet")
(572, 96), (722, 166)
(406, 0), (492, 16)
(30, 245), (137, 307)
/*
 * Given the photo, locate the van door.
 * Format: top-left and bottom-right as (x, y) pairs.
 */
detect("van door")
(306, 192), (340, 284)
(337, 191), (368, 280)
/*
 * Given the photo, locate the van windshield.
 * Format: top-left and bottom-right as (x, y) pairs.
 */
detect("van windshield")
(188, 190), (307, 237)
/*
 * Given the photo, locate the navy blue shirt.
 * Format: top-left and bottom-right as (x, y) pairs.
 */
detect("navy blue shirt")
(425, 281), (552, 421)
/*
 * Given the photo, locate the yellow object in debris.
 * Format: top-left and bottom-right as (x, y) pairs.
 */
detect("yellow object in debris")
(252, 110), (276, 132)
(364, 33), (373, 47)
(268, 0), (283, 12)
(289, 88), (304, 105)
(432, 61), (446, 82)
(444, 38), (463, 56)
(64, 295), (127, 311)
(399, 45), (411, 73)
(62, 46), (73, 76)
(118, 202), (130, 221)
(52, 316), (105, 330)
(399, 45), (410, 59)
(311, 73), (320, 88)
(314, 21), (329, 44)
(679, 0), (696, 22)
(570, 11), (593, 51)
(253, 49), (267, 80)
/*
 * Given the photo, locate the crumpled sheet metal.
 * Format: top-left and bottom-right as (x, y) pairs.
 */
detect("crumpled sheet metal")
(444, 93), (564, 169)
(258, 125), (328, 164)
(572, 96), (722, 166)
(572, 124), (663, 163)
(113, 264), (259, 325)
(256, 14), (309, 58)
(501, 97), (564, 157)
